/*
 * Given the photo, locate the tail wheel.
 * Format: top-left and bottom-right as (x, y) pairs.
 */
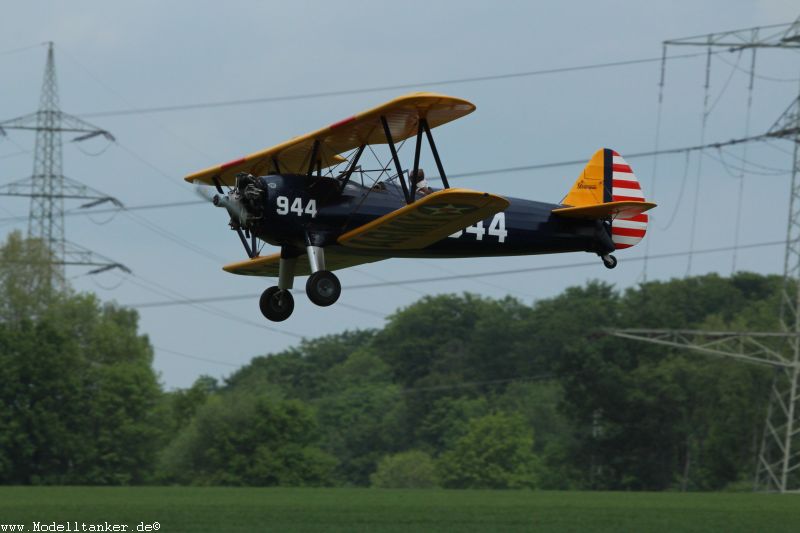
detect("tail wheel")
(306, 270), (341, 307)
(602, 254), (618, 270)
(260, 286), (294, 321)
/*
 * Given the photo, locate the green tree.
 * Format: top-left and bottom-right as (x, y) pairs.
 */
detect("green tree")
(158, 392), (336, 486)
(370, 450), (438, 488)
(0, 233), (161, 484)
(308, 350), (406, 485)
(225, 330), (375, 399)
(0, 297), (160, 484)
(415, 395), (489, 454)
(437, 413), (539, 489)
(0, 231), (55, 322)
(545, 275), (775, 490)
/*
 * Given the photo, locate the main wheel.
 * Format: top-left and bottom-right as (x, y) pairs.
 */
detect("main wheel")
(602, 254), (618, 270)
(306, 270), (341, 307)
(259, 286), (294, 321)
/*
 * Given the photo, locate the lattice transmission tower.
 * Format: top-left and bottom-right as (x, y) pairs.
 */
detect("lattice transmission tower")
(0, 42), (128, 290)
(612, 18), (800, 493)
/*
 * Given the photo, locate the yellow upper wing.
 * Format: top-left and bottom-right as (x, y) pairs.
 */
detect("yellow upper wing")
(184, 92), (475, 186)
(338, 188), (509, 250)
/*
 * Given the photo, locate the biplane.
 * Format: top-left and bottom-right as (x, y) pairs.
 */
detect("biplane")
(185, 93), (656, 321)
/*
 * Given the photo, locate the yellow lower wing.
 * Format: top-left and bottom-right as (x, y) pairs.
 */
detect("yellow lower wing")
(223, 250), (386, 277)
(552, 200), (656, 220)
(338, 188), (509, 250)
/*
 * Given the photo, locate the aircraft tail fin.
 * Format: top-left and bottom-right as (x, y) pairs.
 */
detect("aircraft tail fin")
(557, 148), (654, 250)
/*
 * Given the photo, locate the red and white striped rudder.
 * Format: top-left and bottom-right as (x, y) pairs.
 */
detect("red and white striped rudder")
(609, 151), (647, 249)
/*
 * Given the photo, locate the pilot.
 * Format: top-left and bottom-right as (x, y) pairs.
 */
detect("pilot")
(411, 168), (431, 195)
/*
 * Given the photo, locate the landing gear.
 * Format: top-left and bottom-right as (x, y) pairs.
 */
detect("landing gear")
(306, 270), (341, 307)
(258, 242), (341, 320)
(601, 254), (618, 269)
(260, 286), (294, 321)
(304, 243), (341, 307)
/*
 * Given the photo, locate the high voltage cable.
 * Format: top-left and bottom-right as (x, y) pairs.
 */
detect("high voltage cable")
(155, 345), (240, 368)
(0, 43), (44, 57)
(444, 132), (770, 179)
(127, 239), (786, 309)
(0, 132), (775, 226)
(78, 51), (722, 119)
(119, 271), (307, 339)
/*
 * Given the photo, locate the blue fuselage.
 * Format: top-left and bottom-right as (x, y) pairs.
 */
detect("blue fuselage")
(250, 174), (614, 259)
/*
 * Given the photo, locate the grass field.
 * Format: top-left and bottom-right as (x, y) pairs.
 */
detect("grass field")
(1, 487), (798, 532)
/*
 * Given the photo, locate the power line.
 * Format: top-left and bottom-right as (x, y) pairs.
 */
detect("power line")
(126, 239), (786, 309)
(0, 43), (44, 57)
(155, 345), (239, 368)
(0, 131), (776, 226)
(446, 131), (773, 180)
(78, 51), (722, 119)
(118, 271), (307, 339)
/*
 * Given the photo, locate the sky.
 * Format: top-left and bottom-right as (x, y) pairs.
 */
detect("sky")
(1, 1), (799, 389)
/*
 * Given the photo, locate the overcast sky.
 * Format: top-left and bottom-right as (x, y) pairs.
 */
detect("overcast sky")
(1, 1), (799, 388)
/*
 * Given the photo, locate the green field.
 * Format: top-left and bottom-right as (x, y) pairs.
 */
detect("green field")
(0, 487), (798, 532)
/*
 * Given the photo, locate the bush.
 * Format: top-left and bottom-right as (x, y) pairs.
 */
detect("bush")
(157, 393), (337, 486)
(370, 450), (438, 488)
(437, 413), (539, 489)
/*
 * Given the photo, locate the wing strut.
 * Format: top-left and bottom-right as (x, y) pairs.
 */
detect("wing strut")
(411, 121), (424, 191)
(338, 144), (366, 192)
(306, 140), (320, 177)
(380, 115), (412, 204)
(236, 227), (254, 258)
(422, 118), (450, 189)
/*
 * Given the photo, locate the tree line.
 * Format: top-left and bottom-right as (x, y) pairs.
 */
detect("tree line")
(0, 232), (778, 489)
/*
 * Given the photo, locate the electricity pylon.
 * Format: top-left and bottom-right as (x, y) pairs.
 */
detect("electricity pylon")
(0, 42), (128, 290)
(611, 18), (800, 493)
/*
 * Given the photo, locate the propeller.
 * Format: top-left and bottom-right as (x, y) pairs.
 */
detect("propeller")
(194, 182), (249, 228)
(193, 182), (215, 203)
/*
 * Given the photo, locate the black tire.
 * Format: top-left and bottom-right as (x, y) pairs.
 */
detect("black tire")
(259, 286), (294, 321)
(602, 254), (618, 270)
(306, 270), (341, 307)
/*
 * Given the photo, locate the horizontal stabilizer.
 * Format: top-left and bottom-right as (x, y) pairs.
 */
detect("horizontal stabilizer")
(339, 188), (509, 250)
(551, 200), (656, 220)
